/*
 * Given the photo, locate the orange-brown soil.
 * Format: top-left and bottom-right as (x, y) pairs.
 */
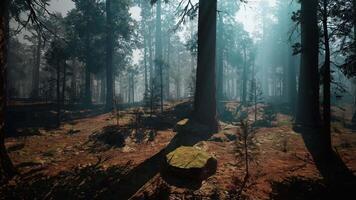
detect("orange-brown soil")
(1, 101), (355, 199)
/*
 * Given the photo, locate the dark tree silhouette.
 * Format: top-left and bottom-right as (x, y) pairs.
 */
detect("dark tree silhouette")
(0, 0), (16, 178)
(106, 0), (114, 110)
(296, 0), (320, 127)
(193, 0), (218, 131)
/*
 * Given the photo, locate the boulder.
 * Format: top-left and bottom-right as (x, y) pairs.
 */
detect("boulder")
(165, 146), (217, 181)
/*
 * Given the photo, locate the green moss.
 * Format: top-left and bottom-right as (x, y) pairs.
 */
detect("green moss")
(277, 120), (292, 127)
(166, 146), (212, 169)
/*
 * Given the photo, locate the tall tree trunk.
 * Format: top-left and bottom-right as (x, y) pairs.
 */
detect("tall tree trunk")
(0, 0), (16, 178)
(148, 26), (153, 92)
(242, 46), (248, 106)
(106, 0), (114, 110)
(288, 52), (297, 115)
(62, 63), (66, 107)
(56, 60), (61, 127)
(144, 31), (148, 95)
(322, 0), (332, 152)
(100, 72), (106, 104)
(352, 0), (356, 124)
(193, 0), (218, 131)
(70, 59), (77, 103)
(84, 35), (92, 106)
(296, 0), (320, 127)
(84, 65), (91, 106)
(165, 36), (170, 100)
(32, 31), (41, 99)
(217, 14), (224, 114)
(155, 0), (163, 112)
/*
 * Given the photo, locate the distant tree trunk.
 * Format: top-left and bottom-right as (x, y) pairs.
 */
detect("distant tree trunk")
(148, 26), (153, 91)
(296, 0), (320, 127)
(56, 59), (61, 127)
(84, 34), (92, 106)
(193, 0), (218, 131)
(0, 0), (16, 178)
(32, 30), (41, 99)
(144, 32), (148, 94)
(100, 72), (106, 104)
(70, 60), (77, 103)
(62, 63), (66, 107)
(84, 66), (91, 106)
(106, 0), (114, 110)
(155, 0), (163, 112)
(242, 45), (248, 106)
(217, 14), (224, 114)
(165, 36), (170, 100)
(321, 0), (332, 152)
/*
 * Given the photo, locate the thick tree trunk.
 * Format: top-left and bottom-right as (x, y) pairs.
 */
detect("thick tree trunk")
(322, 0), (332, 152)
(296, 0), (320, 127)
(217, 14), (224, 114)
(0, 0), (16, 178)
(288, 52), (297, 115)
(352, 0), (356, 124)
(193, 0), (218, 131)
(106, 0), (114, 110)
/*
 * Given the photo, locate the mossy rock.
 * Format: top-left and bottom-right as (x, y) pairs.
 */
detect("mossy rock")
(174, 118), (210, 135)
(165, 146), (217, 181)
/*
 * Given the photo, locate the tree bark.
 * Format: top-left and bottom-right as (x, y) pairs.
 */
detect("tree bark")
(0, 0), (16, 178)
(322, 0), (332, 152)
(296, 0), (320, 127)
(105, 0), (114, 110)
(155, 0), (163, 112)
(352, 0), (356, 124)
(193, 0), (218, 131)
(288, 52), (297, 115)
(217, 14), (224, 114)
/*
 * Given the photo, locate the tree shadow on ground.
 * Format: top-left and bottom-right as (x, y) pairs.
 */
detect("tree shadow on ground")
(270, 177), (328, 200)
(105, 131), (213, 200)
(140, 101), (193, 131)
(0, 159), (133, 200)
(88, 125), (130, 151)
(292, 127), (356, 199)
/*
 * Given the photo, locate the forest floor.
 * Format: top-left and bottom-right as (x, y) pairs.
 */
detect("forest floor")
(1, 100), (356, 200)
